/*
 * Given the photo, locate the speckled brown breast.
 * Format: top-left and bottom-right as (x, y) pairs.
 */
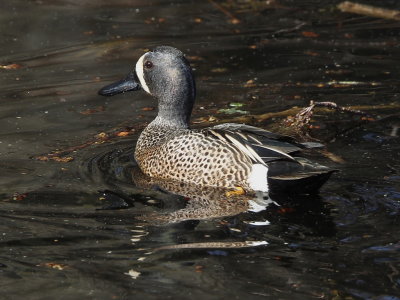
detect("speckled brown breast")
(134, 125), (253, 190)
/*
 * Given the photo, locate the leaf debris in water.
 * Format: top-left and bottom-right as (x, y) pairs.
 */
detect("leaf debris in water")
(218, 108), (249, 115)
(229, 102), (245, 108)
(0, 63), (23, 70)
(38, 262), (69, 270)
(80, 106), (105, 115)
(125, 269), (141, 280)
(301, 31), (320, 38)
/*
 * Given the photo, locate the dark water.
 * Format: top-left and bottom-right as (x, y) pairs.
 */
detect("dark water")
(1, 0), (400, 299)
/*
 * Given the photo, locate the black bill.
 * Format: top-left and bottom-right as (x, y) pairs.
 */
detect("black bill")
(98, 71), (141, 96)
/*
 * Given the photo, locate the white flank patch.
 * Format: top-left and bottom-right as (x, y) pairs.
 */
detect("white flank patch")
(248, 163), (269, 192)
(135, 53), (150, 93)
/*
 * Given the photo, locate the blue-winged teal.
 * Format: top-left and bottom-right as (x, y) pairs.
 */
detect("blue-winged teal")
(99, 46), (334, 194)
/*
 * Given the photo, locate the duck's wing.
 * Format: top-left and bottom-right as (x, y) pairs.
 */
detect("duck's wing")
(212, 123), (324, 149)
(211, 123), (295, 142)
(201, 123), (303, 164)
(199, 123), (335, 194)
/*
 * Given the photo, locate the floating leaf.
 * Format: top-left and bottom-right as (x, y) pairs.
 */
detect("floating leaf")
(211, 68), (228, 73)
(96, 132), (108, 139)
(192, 116), (218, 124)
(36, 156), (50, 161)
(80, 106), (105, 115)
(186, 55), (204, 61)
(243, 79), (256, 88)
(141, 106), (155, 111)
(218, 108), (249, 115)
(229, 102), (245, 108)
(195, 265), (204, 272)
(51, 156), (74, 163)
(301, 31), (320, 38)
(125, 269), (141, 279)
(304, 50), (320, 56)
(39, 263), (69, 270)
(12, 193), (27, 201)
(0, 63), (23, 70)
(116, 131), (130, 137)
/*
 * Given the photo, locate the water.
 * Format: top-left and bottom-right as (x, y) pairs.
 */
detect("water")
(1, 0), (400, 299)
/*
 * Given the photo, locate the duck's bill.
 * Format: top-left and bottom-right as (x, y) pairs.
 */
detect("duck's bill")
(98, 71), (141, 96)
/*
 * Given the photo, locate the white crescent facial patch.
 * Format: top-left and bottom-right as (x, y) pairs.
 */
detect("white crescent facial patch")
(135, 53), (151, 94)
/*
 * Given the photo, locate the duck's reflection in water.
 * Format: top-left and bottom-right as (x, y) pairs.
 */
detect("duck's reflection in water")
(98, 168), (336, 254)
(131, 167), (276, 225)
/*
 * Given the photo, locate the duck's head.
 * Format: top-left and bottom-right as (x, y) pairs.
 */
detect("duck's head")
(99, 46), (196, 128)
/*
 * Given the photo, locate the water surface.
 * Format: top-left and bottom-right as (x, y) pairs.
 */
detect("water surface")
(1, 1), (399, 299)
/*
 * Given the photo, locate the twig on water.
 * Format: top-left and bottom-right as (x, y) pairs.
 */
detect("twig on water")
(270, 22), (307, 37)
(283, 100), (375, 138)
(338, 1), (400, 21)
(208, 0), (241, 24)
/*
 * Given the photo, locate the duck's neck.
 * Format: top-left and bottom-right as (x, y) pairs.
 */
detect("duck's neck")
(154, 105), (191, 129)
(152, 75), (195, 129)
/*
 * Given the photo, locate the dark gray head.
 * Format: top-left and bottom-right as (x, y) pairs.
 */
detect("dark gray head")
(99, 46), (196, 128)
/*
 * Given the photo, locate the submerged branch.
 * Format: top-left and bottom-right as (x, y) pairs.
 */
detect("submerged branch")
(218, 102), (399, 125)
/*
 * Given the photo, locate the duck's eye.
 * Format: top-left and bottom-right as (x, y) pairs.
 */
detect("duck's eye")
(144, 61), (153, 69)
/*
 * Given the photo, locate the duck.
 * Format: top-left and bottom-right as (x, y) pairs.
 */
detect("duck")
(98, 46), (335, 195)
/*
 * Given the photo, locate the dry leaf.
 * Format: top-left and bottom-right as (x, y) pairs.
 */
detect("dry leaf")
(304, 50), (320, 56)
(320, 150), (346, 164)
(344, 33), (354, 39)
(244, 79), (256, 88)
(195, 265), (204, 272)
(125, 269), (141, 279)
(80, 106), (105, 115)
(141, 107), (155, 111)
(52, 156), (74, 163)
(361, 116), (375, 121)
(301, 31), (320, 38)
(39, 263), (69, 270)
(96, 132), (108, 139)
(186, 56), (204, 61)
(12, 193), (27, 201)
(277, 207), (295, 214)
(116, 131), (130, 137)
(0, 63), (23, 70)
(36, 156), (50, 161)
(211, 68), (228, 73)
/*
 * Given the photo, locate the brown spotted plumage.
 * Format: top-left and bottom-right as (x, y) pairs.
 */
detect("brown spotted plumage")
(135, 123), (254, 190)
